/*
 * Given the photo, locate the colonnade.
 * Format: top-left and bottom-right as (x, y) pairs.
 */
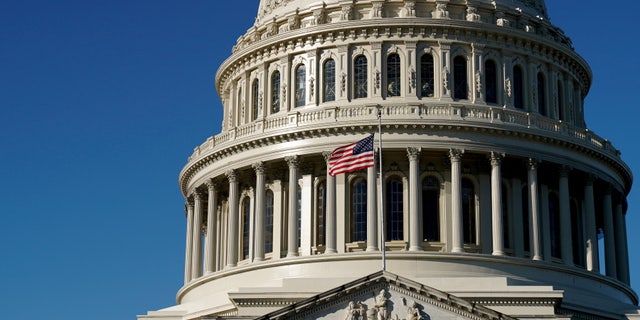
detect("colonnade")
(181, 148), (631, 286)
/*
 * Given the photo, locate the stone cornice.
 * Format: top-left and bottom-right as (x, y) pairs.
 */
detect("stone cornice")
(178, 103), (631, 196)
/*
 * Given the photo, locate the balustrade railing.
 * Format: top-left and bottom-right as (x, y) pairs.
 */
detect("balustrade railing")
(187, 104), (620, 162)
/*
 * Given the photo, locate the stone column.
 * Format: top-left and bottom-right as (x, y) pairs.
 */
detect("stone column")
(204, 180), (218, 274)
(614, 201), (630, 284)
(366, 157), (378, 252)
(584, 175), (599, 272)
(191, 192), (203, 279)
(558, 166), (573, 266)
(490, 152), (505, 256)
(323, 151), (337, 254)
(603, 187), (617, 278)
(527, 159), (542, 261)
(408, 147), (422, 251)
(226, 170), (239, 268)
(253, 162), (267, 261)
(183, 198), (194, 284)
(285, 156), (299, 257)
(450, 149), (464, 253)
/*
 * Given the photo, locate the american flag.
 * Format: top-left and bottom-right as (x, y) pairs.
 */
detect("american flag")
(328, 134), (375, 176)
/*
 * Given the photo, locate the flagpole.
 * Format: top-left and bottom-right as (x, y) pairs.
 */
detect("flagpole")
(377, 106), (386, 272)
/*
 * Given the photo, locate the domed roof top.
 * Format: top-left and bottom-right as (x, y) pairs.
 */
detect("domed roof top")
(255, 0), (548, 28)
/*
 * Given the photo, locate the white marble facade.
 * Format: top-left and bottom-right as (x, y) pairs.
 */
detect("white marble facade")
(139, 1), (639, 319)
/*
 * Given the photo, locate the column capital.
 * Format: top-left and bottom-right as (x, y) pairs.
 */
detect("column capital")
(527, 158), (540, 171)
(204, 179), (218, 191)
(186, 197), (195, 207)
(252, 161), (267, 175)
(604, 184), (613, 195)
(584, 173), (596, 186)
(559, 165), (572, 177)
(490, 152), (505, 167)
(225, 169), (238, 183)
(449, 148), (464, 162)
(285, 155), (299, 168)
(407, 147), (421, 161)
(193, 191), (204, 201)
(322, 151), (332, 163)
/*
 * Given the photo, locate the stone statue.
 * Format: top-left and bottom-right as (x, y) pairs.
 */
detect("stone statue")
(346, 301), (359, 320)
(406, 301), (421, 320)
(374, 289), (388, 320)
(466, 6), (480, 22)
(346, 301), (366, 320)
(433, 3), (449, 19)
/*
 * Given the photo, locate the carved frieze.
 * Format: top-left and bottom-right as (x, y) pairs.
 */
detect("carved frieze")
(344, 289), (425, 320)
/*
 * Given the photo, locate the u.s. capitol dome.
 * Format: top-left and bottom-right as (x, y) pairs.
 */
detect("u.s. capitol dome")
(139, 0), (638, 319)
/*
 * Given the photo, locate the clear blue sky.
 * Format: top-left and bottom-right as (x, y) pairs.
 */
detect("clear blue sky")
(0, 1), (637, 319)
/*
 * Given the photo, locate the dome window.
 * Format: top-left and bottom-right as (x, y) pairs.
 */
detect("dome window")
(513, 66), (524, 109)
(323, 59), (336, 102)
(453, 56), (468, 100)
(485, 60), (497, 104)
(295, 65), (306, 107)
(387, 53), (401, 97)
(271, 71), (281, 113)
(354, 55), (368, 99)
(420, 54), (435, 98)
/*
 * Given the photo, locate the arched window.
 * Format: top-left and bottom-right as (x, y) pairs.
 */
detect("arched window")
(387, 53), (401, 97)
(386, 177), (404, 241)
(323, 59), (336, 102)
(266, 190), (274, 254)
(549, 193), (561, 258)
(295, 65), (306, 107)
(252, 79), (259, 121)
(453, 56), (468, 100)
(316, 181), (326, 246)
(537, 72), (546, 115)
(485, 60), (497, 104)
(242, 197), (251, 260)
(462, 178), (476, 244)
(558, 80), (565, 121)
(354, 55), (368, 99)
(422, 175), (440, 242)
(420, 53), (435, 98)
(271, 71), (280, 113)
(513, 66), (524, 109)
(351, 178), (367, 242)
